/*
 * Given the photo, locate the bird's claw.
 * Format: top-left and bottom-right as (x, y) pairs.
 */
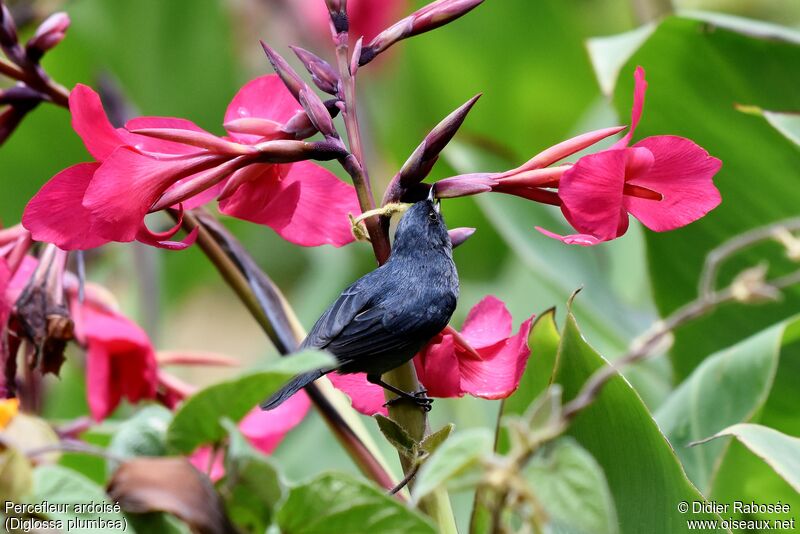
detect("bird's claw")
(383, 389), (433, 412)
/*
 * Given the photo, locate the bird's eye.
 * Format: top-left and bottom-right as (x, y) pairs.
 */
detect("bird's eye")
(428, 211), (438, 222)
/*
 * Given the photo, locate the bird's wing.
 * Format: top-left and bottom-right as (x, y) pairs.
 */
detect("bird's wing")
(325, 296), (443, 367)
(299, 274), (379, 351)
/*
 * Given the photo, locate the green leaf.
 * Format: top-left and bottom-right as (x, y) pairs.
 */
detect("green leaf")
(524, 437), (619, 534)
(556, 311), (723, 533)
(30, 465), (130, 534)
(763, 110), (800, 147)
(656, 316), (800, 520)
(411, 428), (493, 505)
(276, 473), (435, 534)
(611, 16), (800, 378)
(220, 419), (284, 533)
(695, 424), (800, 493)
(419, 424), (455, 456)
(374, 414), (418, 459)
(107, 405), (173, 472)
(587, 24), (656, 96)
(655, 317), (799, 492)
(166, 350), (334, 453)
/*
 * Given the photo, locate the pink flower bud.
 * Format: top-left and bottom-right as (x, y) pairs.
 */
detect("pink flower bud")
(26, 12), (70, 61)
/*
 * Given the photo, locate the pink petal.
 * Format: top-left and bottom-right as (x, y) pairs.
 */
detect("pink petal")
(414, 335), (463, 398)
(82, 147), (222, 243)
(85, 342), (116, 422)
(224, 75), (303, 144)
(22, 163), (110, 250)
(558, 149), (629, 241)
(624, 135), (722, 232)
(239, 391), (311, 453)
(534, 227), (606, 246)
(459, 296), (512, 349)
(72, 301), (158, 421)
(219, 161), (360, 247)
(123, 117), (213, 156)
(613, 66), (647, 149)
(328, 373), (388, 416)
(458, 316), (534, 399)
(189, 447), (225, 482)
(69, 84), (125, 160)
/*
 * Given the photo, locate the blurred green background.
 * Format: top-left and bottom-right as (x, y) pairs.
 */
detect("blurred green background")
(2, 0), (800, 530)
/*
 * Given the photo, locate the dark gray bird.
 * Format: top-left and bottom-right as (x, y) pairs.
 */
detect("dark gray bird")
(261, 194), (459, 411)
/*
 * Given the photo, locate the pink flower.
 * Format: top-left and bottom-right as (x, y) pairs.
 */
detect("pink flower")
(538, 67), (722, 245)
(70, 296), (158, 421)
(331, 296), (534, 416)
(189, 390), (310, 481)
(23, 76), (360, 250)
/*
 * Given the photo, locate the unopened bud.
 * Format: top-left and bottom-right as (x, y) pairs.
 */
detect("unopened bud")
(299, 86), (337, 139)
(434, 173), (497, 198)
(448, 227), (475, 248)
(325, 0), (348, 34)
(280, 99), (341, 140)
(261, 42), (339, 141)
(290, 46), (340, 95)
(260, 41), (304, 101)
(253, 139), (347, 162)
(360, 0), (484, 66)
(26, 12), (70, 62)
(383, 94), (480, 204)
(0, 85), (44, 106)
(0, 2), (18, 48)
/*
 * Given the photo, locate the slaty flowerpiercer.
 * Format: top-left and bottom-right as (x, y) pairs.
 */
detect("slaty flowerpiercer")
(261, 191), (459, 411)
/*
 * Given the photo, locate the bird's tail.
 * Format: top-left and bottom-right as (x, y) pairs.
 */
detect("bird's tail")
(260, 368), (326, 411)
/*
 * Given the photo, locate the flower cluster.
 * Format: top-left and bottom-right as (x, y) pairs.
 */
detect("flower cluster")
(436, 67), (722, 245)
(22, 76), (360, 250)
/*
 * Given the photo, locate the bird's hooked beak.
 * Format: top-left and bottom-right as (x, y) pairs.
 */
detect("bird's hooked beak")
(428, 186), (441, 214)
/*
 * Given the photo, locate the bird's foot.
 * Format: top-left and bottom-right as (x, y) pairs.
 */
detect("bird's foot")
(383, 389), (433, 412)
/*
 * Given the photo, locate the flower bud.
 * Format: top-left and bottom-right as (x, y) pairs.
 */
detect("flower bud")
(0, 85), (43, 106)
(448, 227), (475, 248)
(261, 42), (339, 140)
(260, 41), (304, 101)
(433, 173), (497, 198)
(299, 86), (337, 138)
(0, 2), (18, 48)
(383, 94), (480, 204)
(360, 0), (484, 66)
(325, 0), (348, 34)
(290, 46), (340, 95)
(26, 12), (70, 62)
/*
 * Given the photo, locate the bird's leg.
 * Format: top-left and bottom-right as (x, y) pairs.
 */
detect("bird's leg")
(367, 374), (433, 412)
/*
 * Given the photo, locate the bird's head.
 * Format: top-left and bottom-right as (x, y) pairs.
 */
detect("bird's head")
(392, 190), (451, 255)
